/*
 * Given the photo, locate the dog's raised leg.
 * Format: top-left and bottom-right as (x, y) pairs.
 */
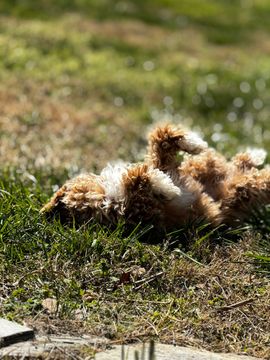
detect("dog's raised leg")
(146, 124), (208, 172)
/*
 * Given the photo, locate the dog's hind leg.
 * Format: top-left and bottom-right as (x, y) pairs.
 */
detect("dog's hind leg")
(179, 149), (229, 201)
(221, 168), (270, 224)
(231, 149), (267, 172)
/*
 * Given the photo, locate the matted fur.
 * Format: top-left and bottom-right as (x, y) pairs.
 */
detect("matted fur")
(42, 124), (270, 231)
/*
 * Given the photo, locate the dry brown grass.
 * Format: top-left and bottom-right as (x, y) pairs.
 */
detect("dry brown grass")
(0, 84), (141, 170)
(15, 237), (269, 359)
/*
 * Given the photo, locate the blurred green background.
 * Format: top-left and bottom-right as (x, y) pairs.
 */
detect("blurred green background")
(0, 0), (269, 171)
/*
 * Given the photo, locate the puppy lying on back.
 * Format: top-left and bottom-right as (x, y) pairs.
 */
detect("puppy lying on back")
(41, 124), (270, 232)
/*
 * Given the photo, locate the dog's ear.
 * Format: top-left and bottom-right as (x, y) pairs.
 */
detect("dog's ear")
(40, 186), (73, 224)
(41, 174), (106, 225)
(40, 186), (66, 215)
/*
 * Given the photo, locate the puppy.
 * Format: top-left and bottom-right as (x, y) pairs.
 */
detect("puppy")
(42, 124), (270, 231)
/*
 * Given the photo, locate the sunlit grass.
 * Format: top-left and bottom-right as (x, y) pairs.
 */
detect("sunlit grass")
(0, 168), (270, 358)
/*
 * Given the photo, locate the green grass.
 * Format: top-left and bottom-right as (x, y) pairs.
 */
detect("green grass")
(0, 0), (270, 358)
(1, 168), (270, 358)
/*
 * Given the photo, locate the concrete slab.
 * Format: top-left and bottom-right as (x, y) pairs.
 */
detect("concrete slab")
(95, 343), (259, 360)
(0, 318), (35, 347)
(0, 334), (107, 357)
(0, 330), (260, 360)
(0, 335), (108, 360)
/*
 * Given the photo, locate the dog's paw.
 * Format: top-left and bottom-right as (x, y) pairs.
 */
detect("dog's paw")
(179, 131), (208, 154)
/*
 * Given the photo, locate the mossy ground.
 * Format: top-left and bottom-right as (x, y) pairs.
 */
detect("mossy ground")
(0, 1), (270, 359)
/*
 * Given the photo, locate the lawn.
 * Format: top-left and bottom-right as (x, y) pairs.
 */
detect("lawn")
(0, 1), (270, 358)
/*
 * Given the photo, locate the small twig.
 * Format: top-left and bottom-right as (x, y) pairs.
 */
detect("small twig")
(12, 268), (44, 286)
(157, 299), (174, 329)
(144, 319), (159, 336)
(236, 309), (257, 329)
(134, 271), (164, 285)
(125, 299), (171, 305)
(212, 277), (228, 300)
(216, 297), (255, 311)
(134, 271), (164, 290)
(173, 249), (205, 267)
